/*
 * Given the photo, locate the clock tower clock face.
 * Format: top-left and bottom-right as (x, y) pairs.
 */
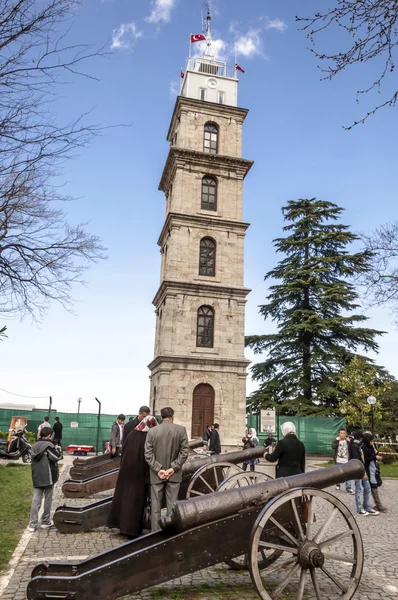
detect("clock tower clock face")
(207, 78), (218, 89)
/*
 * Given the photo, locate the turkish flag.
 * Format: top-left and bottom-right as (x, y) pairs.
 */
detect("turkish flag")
(180, 68), (185, 79)
(191, 33), (206, 43)
(235, 63), (245, 73)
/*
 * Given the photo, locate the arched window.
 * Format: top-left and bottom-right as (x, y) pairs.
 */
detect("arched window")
(203, 122), (218, 154)
(199, 237), (216, 276)
(201, 176), (217, 211)
(197, 306), (214, 348)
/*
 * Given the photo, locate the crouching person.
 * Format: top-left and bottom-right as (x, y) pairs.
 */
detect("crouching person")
(28, 426), (61, 532)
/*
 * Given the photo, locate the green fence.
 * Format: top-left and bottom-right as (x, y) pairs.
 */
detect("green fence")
(0, 408), (134, 451)
(247, 414), (346, 455)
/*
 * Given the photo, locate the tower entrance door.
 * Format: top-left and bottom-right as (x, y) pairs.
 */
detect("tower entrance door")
(191, 384), (214, 439)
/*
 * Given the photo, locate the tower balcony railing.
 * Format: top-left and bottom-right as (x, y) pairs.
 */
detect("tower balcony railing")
(186, 56), (237, 79)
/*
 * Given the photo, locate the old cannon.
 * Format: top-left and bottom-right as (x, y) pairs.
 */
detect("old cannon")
(62, 437), (206, 496)
(54, 446), (269, 532)
(69, 438), (204, 481)
(27, 460), (365, 600)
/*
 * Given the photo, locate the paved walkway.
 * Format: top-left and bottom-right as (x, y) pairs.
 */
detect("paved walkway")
(1, 457), (397, 600)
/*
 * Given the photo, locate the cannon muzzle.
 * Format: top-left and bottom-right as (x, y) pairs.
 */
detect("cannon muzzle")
(182, 445), (265, 478)
(188, 437), (204, 450)
(162, 460), (364, 532)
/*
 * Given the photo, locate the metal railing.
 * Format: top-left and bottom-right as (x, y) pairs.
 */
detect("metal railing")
(186, 57), (237, 79)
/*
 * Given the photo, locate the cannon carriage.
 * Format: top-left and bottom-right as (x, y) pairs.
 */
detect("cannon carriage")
(28, 461), (365, 600)
(54, 446), (269, 533)
(68, 438), (204, 481)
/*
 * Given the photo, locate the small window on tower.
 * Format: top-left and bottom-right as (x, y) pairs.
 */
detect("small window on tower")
(201, 176), (217, 211)
(218, 92), (225, 105)
(200, 88), (206, 101)
(199, 237), (216, 276)
(196, 306), (214, 348)
(203, 122), (218, 154)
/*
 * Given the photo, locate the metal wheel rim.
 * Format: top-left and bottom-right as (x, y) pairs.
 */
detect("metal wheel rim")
(219, 472), (278, 571)
(249, 487), (364, 600)
(185, 462), (242, 498)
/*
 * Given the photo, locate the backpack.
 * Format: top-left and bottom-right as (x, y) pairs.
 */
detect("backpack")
(46, 449), (59, 484)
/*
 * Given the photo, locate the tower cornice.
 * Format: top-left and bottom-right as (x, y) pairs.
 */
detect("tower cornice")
(167, 96), (249, 143)
(159, 147), (253, 194)
(157, 211), (250, 248)
(148, 354), (251, 372)
(152, 279), (251, 308)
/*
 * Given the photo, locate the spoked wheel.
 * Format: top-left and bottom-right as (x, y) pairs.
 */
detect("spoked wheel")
(216, 472), (279, 571)
(249, 488), (363, 600)
(185, 462), (242, 498)
(22, 451), (32, 464)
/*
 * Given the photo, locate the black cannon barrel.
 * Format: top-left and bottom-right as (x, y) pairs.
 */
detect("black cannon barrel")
(161, 460), (364, 532)
(182, 445), (265, 477)
(188, 437), (204, 450)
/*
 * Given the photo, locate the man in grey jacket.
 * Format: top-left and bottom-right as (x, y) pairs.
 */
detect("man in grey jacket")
(110, 414), (125, 456)
(28, 427), (61, 532)
(144, 406), (189, 530)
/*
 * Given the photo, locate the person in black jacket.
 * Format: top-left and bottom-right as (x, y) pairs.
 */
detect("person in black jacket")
(350, 430), (379, 516)
(28, 427), (61, 532)
(209, 423), (221, 454)
(265, 422), (305, 478)
(362, 433), (386, 512)
(52, 417), (63, 447)
(123, 406), (150, 446)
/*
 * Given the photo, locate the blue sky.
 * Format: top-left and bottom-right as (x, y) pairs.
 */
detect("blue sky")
(2, 0), (398, 416)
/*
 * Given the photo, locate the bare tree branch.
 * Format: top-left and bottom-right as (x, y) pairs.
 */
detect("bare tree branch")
(297, 1), (398, 128)
(0, 0), (109, 320)
(359, 221), (398, 321)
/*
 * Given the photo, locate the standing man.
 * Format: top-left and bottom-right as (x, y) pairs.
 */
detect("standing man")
(203, 424), (212, 446)
(209, 423), (221, 454)
(37, 416), (50, 440)
(350, 429), (379, 516)
(332, 427), (354, 494)
(123, 406), (151, 444)
(110, 414), (125, 456)
(52, 417), (63, 448)
(28, 427), (61, 532)
(144, 407), (189, 531)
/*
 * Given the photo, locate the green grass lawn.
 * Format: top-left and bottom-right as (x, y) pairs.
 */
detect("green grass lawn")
(0, 465), (33, 571)
(319, 460), (398, 477)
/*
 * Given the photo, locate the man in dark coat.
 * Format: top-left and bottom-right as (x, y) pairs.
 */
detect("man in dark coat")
(123, 406), (150, 444)
(145, 407), (189, 530)
(209, 423), (221, 454)
(265, 421), (305, 478)
(107, 415), (158, 537)
(52, 417), (63, 447)
(28, 427), (61, 532)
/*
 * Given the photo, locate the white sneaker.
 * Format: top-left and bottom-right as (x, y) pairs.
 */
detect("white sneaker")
(335, 485), (340, 491)
(367, 509), (379, 516)
(347, 489), (355, 495)
(41, 521), (53, 528)
(28, 526), (36, 532)
(357, 509), (368, 515)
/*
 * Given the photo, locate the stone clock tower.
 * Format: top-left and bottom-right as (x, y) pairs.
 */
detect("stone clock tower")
(148, 10), (253, 446)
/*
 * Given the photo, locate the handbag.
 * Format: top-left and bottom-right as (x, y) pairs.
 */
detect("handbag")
(302, 495), (316, 523)
(375, 463), (382, 487)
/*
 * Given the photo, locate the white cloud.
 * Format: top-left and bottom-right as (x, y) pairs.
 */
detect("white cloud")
(265, 18), (287, 33)
(192, 37), (229, 61)
(111, 22), (143, 50)
(146, 0), (177, 24)
(169, 79), (180, 99)
(235, 29), (262, 58)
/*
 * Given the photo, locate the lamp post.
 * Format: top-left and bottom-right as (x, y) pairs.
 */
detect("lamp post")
(367, 395), (376, 436)
(77, 397), (82, 415)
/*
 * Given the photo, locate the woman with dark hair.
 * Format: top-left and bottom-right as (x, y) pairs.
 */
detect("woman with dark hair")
(265, 422), (306, 478)
(362, 433), (387, 513)
(107, 415), (158, 537)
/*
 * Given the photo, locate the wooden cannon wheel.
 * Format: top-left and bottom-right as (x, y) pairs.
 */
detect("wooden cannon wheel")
(215, 471), (279, 571)
(185, 462), (242, 498)
(248, 488), (364, 600)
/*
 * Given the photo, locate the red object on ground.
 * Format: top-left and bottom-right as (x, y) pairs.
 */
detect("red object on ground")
(66, 444), (94, 456)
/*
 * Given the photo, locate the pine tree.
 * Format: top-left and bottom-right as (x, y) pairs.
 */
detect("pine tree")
(246, 198), (384, 414)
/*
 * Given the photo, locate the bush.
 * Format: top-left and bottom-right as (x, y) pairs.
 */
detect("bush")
(0, 429), (35, 445)
(378, 445), (398, 465)
(0, 430), (9, 441)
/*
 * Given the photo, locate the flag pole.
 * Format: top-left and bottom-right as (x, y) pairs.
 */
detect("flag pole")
(189, 33), (192, 59)
(234, 43), (237, 78)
